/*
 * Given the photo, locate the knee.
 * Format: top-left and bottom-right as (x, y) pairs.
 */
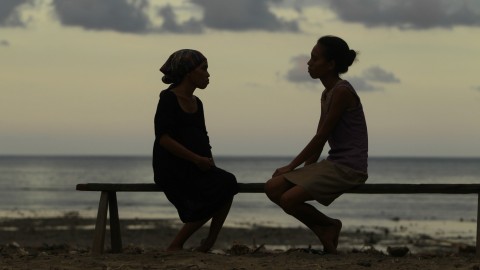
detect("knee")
(264, 179), (279, 202)
(223, 171), (238, 190)
(225, 171), (237, 183)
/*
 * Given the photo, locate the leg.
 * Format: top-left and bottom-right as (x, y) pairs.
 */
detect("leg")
(476, 193), (480, 256)
(108, 192), (123, 253)
(92, 191), (109, 255)
(265, 176), (341, 253)
(167, 196), (233, 252)
(196, 196), (234, 252)
(167, 218), (209, 251)
(264, 175), (295, 204)
(279, 185), (341, 253)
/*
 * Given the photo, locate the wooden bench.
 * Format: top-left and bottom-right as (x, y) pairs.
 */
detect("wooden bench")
(76, 183), (480, 255)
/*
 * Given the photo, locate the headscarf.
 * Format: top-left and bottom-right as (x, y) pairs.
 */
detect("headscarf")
(160, 49), (206, 84)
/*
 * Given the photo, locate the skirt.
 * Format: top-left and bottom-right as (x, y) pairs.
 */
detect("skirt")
(157, 165), (238, 223)
(283, 159), (368, 206)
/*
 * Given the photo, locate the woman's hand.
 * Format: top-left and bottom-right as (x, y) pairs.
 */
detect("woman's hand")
(272, 164), (294, 177)
(194, 156), (215, 171)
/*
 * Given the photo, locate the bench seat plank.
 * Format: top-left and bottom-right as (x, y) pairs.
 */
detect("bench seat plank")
(77, 183), (480, 194)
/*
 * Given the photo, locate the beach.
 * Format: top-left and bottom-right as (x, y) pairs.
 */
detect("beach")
(1, 214), (479, 270)
(1, 156), (480, 269)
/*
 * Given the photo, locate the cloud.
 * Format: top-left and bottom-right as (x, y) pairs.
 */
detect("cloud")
(327, 0), (480, 29)
(191, 0), (299, 32)
(157, 4), (203, 34)
(344, 76), (382, 91)
(285, 55), (313, 83)
(362, 66), (400, 83)
(0, 0), (31, 27)
(50, 0), (299, 34)
(284, 55), (398, 92)
(0, 40), (10, 47)
(52, 0), (152, 33)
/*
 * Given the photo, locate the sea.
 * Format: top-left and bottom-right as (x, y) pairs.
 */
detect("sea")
(1, 156), (480, 229)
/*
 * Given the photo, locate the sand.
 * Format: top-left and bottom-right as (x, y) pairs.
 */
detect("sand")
(1, 214), (479, 270)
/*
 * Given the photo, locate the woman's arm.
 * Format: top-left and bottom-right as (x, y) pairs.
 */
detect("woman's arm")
(273, 86), (355, 177)
(304, 116), (324, 166)
(158, 133), (214, 171)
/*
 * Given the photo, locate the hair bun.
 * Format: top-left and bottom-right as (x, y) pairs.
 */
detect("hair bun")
(347, 49), (357, 66)
(317, 36), (357, 74)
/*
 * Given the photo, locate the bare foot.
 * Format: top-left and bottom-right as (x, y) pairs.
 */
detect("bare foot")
(318, 219), (342, 254)
(194, 238), (215, 253)
(165, 245), (183, 252)
(332, 219), (342, 249)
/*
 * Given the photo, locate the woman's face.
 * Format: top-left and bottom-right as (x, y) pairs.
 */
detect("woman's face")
(187, 61), (210, 89)
(307, 44), (334, 79)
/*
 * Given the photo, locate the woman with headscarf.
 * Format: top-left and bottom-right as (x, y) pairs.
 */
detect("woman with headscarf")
(153, 49), (238, 252)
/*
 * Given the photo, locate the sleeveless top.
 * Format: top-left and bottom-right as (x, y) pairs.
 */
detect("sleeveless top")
(322, 80), (368, 173)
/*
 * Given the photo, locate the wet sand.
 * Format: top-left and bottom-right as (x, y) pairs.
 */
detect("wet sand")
(1, 214), (479, 269)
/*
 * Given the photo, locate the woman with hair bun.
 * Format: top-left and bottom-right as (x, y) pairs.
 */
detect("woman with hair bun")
(153, 49), (238, 252)
(265, 36), (368, 254)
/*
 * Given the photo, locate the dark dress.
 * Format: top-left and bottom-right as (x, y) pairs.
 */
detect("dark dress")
(152, 88), (238, 223)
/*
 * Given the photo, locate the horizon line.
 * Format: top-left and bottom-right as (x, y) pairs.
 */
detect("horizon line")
(1, 154), (479, 159)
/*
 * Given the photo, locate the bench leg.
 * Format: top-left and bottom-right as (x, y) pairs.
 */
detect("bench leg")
(92, 191), (109, 255)
(477, 194), (480, 256)
(108, 192), (123, 253)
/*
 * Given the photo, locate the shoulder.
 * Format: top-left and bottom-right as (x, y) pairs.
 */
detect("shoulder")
(333, 80), (357, 96)
(160, 89), (174, 98)
(195, 96), (205, 114)
(157, 89), (177, 111)
(159, 89), (176, 103)
(332, 80), (359, 108)
(193, 95), (203, 103)
(329, 82), (353, 102)
(336, 80), (357, 93)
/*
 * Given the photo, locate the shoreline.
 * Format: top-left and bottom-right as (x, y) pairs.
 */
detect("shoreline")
(1, 214), (476, 253)
(1, 215), (479, 269)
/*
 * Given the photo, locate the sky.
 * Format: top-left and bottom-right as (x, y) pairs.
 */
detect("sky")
(1, 0), (480, 157)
